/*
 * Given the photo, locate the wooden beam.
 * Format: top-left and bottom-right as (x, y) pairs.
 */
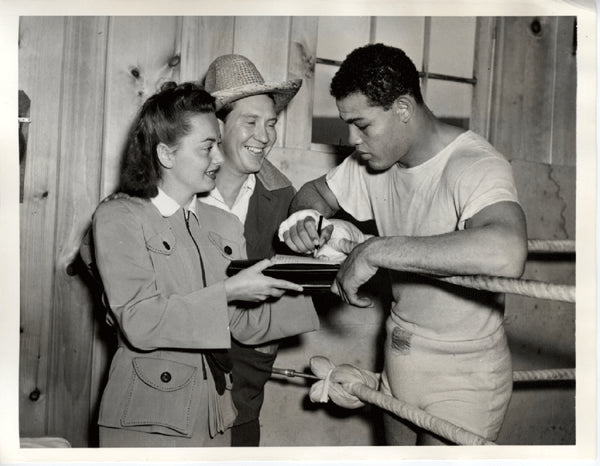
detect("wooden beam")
(179, 16), (235, 83)
(551, 16), (577, 167)
(471, 17), (496, 139)
(46, 17), (109, 447)
(285, 16), (318, 150)
(490, 17), (559, 163)
(18, 16), (66, 438)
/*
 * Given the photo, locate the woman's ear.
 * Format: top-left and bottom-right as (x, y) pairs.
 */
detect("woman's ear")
(157, 142), (175, 169)
(393, 96), (414, 124)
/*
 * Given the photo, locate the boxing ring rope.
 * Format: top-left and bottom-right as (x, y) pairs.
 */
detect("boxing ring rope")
(512, 368), (575, 382)
(271, 360), (576, 446)
(272, 239), (575, 445)
(434, 275), (575, 303)
(526, 239), (575, 253)
(432, 239), (576, 303)
(348, 381), (495, 445)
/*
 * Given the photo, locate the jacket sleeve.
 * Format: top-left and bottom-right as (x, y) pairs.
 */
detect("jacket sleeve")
(93, 200), (231, 351)
(228, 294), (319, 345)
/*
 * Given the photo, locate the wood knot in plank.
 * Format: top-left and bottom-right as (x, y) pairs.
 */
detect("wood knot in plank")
(530, 19), (542, 37)
(168, 54), (180, 68)
(292, 42), (315, 78)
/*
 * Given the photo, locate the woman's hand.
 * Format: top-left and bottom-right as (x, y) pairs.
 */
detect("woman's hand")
(224, 259), (304, 303)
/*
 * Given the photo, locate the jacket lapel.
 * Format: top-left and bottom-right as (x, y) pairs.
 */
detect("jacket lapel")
(245, 179), (277, 259)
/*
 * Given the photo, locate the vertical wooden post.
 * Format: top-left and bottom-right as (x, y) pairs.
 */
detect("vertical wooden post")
(470, 17), (496, 139)
(551, 16), (577, 167)
(46, 17), (109, 447)
(489, 17), (559, 163)
(18, 16), (66, 439)
(420, 17), (432, 100)
(233, 17), (292, 148)
(179, 16), (235, 83)
(285, 17), (318, 150)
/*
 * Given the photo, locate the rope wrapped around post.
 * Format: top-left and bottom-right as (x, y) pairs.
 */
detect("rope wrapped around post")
(308, 356), (495, 446)
(305, 356), (575, 446)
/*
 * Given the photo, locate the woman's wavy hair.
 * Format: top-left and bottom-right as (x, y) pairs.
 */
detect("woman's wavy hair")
(330, 43), (423, 109)
(119, 81), (216, 198)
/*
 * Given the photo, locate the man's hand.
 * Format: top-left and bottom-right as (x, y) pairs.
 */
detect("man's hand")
(330, 237), (379, 307)
(278, 209), (334, 254)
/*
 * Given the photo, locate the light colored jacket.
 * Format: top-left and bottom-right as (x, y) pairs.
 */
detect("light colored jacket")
(90, 196), (319, 439)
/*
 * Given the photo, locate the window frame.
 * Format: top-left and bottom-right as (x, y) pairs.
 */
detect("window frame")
(309, 16), (496, 153)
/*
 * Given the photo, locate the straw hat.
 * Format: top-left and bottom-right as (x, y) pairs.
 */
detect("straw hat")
(204, 54), (302, 113)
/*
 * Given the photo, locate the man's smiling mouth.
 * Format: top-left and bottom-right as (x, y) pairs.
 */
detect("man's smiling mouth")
(245, 145), (265, 156)
(205, 168), (219, 178)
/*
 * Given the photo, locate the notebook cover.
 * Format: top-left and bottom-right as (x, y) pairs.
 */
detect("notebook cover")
(226, 260), (340, 291)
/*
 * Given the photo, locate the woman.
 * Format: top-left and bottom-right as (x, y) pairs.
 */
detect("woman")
(90, 82), (319, 447)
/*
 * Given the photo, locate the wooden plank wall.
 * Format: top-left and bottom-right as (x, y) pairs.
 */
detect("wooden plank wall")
(18, 15), (320, 447)
(48, 16), (109, 445)
(19, 15), (66, 439)
(489, 16), (576, 445)
(490, 16), (577, 167)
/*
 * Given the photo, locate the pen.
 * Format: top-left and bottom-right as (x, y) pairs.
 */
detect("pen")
(314, 215), (323, 257)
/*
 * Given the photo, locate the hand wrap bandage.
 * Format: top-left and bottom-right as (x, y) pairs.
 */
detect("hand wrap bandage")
(278, 209), (332, 242)
(308, 356), (380, 409)
(278, 209), (373, 261)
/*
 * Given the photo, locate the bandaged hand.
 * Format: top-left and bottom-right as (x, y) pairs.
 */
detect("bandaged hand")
(279, 210), (373, 258)
(278, 209), (334, 254)
(314, 219), (373, 262)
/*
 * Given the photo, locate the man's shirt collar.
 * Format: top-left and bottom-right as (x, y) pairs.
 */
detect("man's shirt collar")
(200, 174), (256, 224)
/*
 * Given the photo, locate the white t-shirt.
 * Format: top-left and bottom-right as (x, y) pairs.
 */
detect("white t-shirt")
(326, 131), (520, 341)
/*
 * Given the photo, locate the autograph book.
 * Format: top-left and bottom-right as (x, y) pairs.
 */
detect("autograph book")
(226, 254), (341, 291)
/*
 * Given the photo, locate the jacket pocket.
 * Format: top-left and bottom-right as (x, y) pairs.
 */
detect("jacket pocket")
(121, 357), (198, 437)
(145, 226), (176, 255)
(208, 231), (243, 260)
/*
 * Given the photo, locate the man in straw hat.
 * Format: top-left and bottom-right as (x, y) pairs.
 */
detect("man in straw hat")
(201, 54), (316, 446)
(279, 43), (527, 445)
